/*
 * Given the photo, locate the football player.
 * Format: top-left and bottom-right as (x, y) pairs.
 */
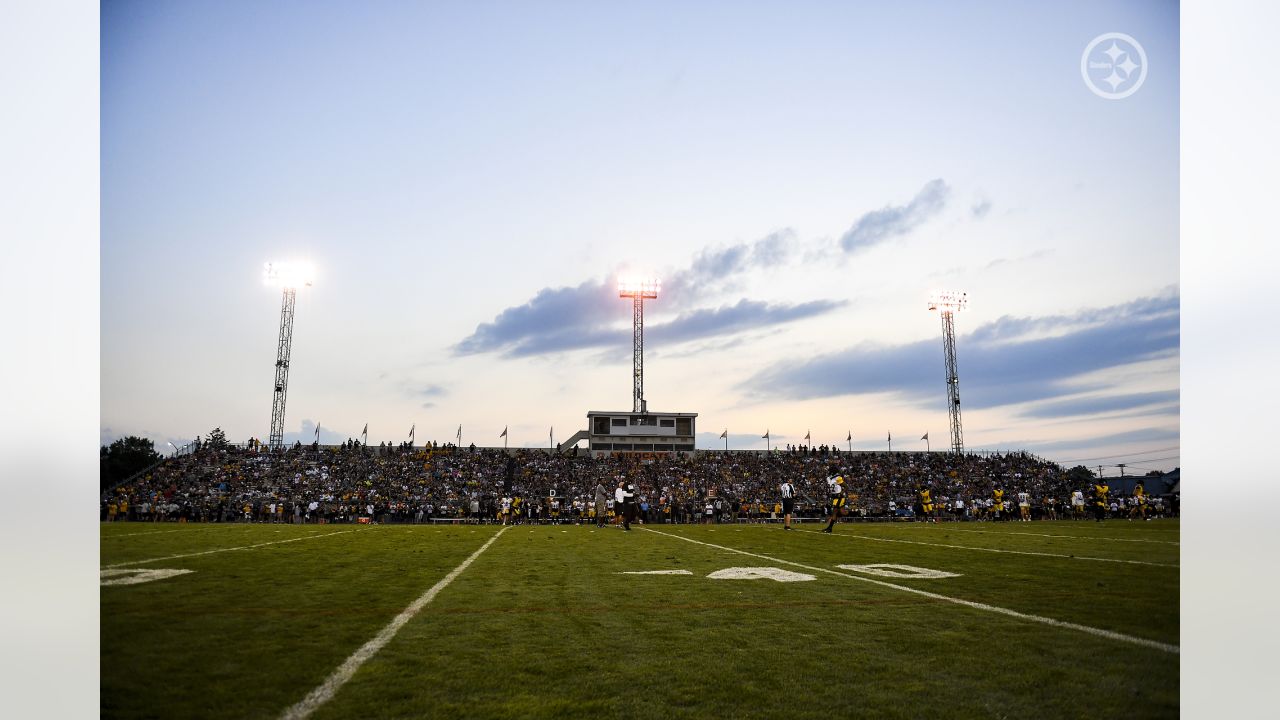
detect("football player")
(821, 473), (846, 533)
(919, 487), (934, 522)
(1092, 480), (1109, 522)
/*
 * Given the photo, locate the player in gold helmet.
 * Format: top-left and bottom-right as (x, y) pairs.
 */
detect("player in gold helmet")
(821, 473), (847, 533)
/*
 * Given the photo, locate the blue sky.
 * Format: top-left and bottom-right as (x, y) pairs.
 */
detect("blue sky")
(101, 0), (1179, 471)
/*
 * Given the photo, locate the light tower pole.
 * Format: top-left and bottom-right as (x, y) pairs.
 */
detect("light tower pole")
(928, 290), (968, 454)
(618, 276), (660, 413)
(264, 262), (314, 450)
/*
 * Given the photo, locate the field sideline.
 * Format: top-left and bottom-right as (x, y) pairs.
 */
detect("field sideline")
(101, 520), (1179, 719)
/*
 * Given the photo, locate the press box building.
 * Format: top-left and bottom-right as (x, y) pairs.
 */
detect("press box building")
(575, 410), (698, 456)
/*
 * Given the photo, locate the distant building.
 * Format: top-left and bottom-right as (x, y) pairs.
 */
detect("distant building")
(560, 410), (698, 457)
(1105, 468), (1179, 496)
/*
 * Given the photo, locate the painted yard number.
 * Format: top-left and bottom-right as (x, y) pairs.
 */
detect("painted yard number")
(707, 567), (816, 582)
(836, 564), (960, 579)
(100, 568), (193, 587)
(621, 564), (960, 582)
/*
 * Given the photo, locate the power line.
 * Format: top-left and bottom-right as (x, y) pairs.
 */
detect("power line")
(1120, 459), (1181, 470)
(1099, 455), (1180, 467)
(1056, 446), (1180, 464)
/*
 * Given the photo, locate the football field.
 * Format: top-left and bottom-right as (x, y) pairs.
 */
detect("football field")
(101, 519), (1179, 719)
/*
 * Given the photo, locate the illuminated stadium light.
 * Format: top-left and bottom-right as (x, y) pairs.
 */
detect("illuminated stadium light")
(928, 290), (968, 312)
(265, 260), (315, 450)
(264, 261), (315, 290)
(618, 274), (660, 412)
(927, 289), (967, 454)
(618, 276), (660, 299)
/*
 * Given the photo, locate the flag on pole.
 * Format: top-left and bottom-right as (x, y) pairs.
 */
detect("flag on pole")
(921, 432), (929, 441)
(847, 431), (852, 441)
(409, 424), (415, 441)
(457, 424), (462, 444)
(314, 423), (320, 441)
(720, 429), (728, 439)
(362, 423), (367, 436)
(500, 426), (507, 438)
(804, 430), (811, 442)
(888, 431), (891, 442)
(762, 430), (769, 439)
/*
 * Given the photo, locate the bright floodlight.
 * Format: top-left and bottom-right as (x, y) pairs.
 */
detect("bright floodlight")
(618, 274), (660, 412)
(928, 289), (968, 312)
(928, 289), (967, 454)
(618, 276), (660, 299)
(264, 261), (315, 289)
(265, 260), (314, 450)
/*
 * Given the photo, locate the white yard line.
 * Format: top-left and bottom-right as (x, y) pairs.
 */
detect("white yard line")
(931, 527), (1179, 546)
(101, 526), (252, 539)
(100, 530), (356, 568)
(644, 528), (1178, 655)
(795, 529), (1177, 568)
(278, 526), (511, 720)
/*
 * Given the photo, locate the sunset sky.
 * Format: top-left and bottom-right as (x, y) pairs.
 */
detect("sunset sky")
(101, 0), (1179, 471)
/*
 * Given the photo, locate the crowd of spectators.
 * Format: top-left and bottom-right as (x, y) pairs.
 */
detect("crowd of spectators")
(100, 440), (1174, 525)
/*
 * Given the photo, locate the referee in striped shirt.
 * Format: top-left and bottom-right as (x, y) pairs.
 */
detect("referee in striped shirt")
(780, 479), (796, 530)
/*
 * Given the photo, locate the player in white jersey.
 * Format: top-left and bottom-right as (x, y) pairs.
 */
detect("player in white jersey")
(1071, 489), (1085, 519)
(614, 482), (627, 527)
(821, 474), (846, 533)
(500, 496), (512, 525)
(1017, 491), (1031, 522)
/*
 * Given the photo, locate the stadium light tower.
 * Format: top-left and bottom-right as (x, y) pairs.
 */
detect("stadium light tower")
(928, 290), (968, 454)
(264, 261), (314, 450)
(618, 275), (660, 413)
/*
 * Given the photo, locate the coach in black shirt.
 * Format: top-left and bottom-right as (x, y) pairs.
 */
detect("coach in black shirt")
(622, 483), (637, 531)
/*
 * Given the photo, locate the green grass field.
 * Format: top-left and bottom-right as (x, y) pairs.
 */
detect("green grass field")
(101, 519), (1179, 719)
